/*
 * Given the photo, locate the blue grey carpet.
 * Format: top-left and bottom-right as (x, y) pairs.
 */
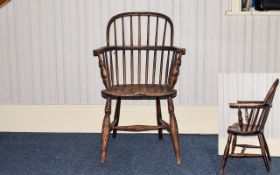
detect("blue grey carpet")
(0, 133), (279, 175)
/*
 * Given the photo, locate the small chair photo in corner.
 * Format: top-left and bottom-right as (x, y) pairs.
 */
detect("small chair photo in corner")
(220, 79), (279, 174)
(93, 12), (185, 164)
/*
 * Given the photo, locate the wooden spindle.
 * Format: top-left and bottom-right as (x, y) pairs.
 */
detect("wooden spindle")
(122, 17), (126, 84)
(138, 15), (141, 84)
(260, 108), (270, 130)
(103, 52), (110, 85)
(251, 108), (260, 131)
(114, 20), (118, 46)
(244, 108), (249, 130)
(109, 50), (114, 85)
(170, 21), (174, 46)
(247, 109), (254, 126)
(238, 108), (243, 130)
(169, 52), (182, 89)
(121, 17), (125, 45)
(154, 17), (159, 46)
(245, 109), (249, 124)
(114, 21), (119, 85)
(162, 20), (167, 45)
(115, 52), (119, 85)
(145, 16), (150, 84)
(130, 16), (134, 84)
(152, 50), (157, 84)
(256, 108), (265, 129)
(159, 20), (168, 84)
(98, 53), (111, 89)
(159, 50), (164, 84)
(164, 50), (171, 84)
(168, 51), (176, 84)
(103, 53), (108, 70)
(152, 17), (159, 84)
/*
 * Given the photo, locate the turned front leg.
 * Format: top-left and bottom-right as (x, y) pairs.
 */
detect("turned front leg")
(100, 97), (112, 163)
(156, 98), (163, 140)
(167, 97), (181, 164)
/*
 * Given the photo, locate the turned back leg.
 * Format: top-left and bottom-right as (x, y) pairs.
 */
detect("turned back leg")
(156, 98), (163, 140)
(112, 97), (121, 138)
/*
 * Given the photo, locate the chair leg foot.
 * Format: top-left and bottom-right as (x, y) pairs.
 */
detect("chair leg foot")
(258, 134), (270, 172)
(156, 98), (163, 140)
(100, 98), (111, 163)
(220, 134), (232, 174)
(100, 115), (110, 163)
(168, 98), (181, 165)
(112, 132), (117, 138)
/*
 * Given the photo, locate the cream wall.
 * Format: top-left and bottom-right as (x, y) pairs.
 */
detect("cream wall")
(0, 0), (280, 105)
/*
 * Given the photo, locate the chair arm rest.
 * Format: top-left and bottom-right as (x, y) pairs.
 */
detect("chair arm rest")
(93, 46), (186, 56)
(172, 47), (186, 55)
(93, 46), (110, 56)
(229, 103), (270, 109)
(237, 100), (264, 104)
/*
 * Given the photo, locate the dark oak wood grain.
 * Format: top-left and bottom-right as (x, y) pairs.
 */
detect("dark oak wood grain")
(93, 12), (185, 164)
(220, 79), (279, 174)
(101, 84), (176, 98)
(112, 97), (121, 138)
(0, 0), (9, 6)
(100, 97), (111, 163)
(168, 97), (181, 164)
(156, 98), (163, 139)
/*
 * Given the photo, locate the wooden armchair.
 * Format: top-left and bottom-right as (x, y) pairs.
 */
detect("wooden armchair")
(220, 79), (279, 174)
(93, 12), (185, 164)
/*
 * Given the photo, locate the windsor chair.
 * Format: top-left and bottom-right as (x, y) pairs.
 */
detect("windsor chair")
(220, 79), (279, 174)
(93, 12), (185, 164)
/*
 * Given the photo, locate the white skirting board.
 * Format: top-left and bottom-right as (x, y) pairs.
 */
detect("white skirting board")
(0, 105), (218, 134)
(1, 105), (279, 156)
(219, 137), (280, 157)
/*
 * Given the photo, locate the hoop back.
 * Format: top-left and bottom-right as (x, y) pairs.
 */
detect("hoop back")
(106, 12), (174, 47)
(98, 12), (182, 86)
